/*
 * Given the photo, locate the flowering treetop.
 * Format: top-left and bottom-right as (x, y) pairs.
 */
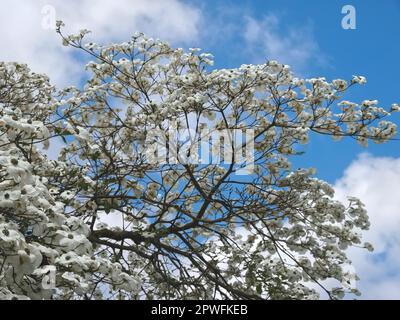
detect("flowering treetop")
(0, 22), (398, 299)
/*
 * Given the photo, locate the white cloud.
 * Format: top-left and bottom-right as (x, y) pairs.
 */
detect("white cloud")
(334, 153), (400, 299)
(243, 14), (326, 73)
(0, 0), (201, 86)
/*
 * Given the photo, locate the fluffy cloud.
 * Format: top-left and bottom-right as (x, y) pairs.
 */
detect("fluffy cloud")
(243, 14), (326, 73)
(334, 153), (400, 299)
(0, 0), (201, 86)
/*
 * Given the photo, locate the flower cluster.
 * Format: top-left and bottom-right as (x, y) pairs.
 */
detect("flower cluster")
(0, 62), (140, 300)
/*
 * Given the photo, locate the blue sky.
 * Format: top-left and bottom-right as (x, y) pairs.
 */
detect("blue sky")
(1, 0), (400, 299)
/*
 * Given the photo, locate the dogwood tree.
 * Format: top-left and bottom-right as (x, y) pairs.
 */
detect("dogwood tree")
(0, 23), (398, 300)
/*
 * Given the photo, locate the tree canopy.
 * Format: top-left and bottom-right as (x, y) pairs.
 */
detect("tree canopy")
(0, 23), (398, 299)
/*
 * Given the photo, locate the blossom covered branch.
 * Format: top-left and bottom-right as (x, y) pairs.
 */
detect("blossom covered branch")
(0, 22), (398, 299)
